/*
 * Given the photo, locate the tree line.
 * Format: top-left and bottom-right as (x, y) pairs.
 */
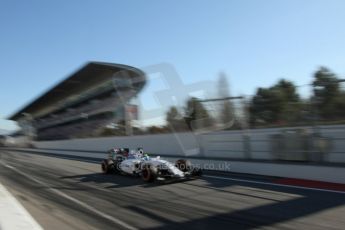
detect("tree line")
(100, 66), (345, 136)
(250, 67), (345, 127)
(161, 66), (345, 133)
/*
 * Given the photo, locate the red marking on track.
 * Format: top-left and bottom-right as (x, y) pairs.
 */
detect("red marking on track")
(274, 178), (345, 192)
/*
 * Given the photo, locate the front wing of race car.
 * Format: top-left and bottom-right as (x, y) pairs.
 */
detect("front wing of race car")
(154, 164), (202, 182)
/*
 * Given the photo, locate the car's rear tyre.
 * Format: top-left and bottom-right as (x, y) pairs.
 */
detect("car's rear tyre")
(175, 159), (192, 172)
(141, 164), (157, 182)
(113, 160), (120, 174)
(102, 159), (115, 174)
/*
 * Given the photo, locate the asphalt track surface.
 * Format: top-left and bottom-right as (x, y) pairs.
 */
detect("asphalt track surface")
(0, 149), (344, 230)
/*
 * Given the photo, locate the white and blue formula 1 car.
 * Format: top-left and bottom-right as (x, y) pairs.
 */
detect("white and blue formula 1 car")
(101, 148), (202, 182)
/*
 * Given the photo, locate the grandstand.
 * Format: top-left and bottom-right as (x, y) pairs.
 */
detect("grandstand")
(8, 62), (146, 140)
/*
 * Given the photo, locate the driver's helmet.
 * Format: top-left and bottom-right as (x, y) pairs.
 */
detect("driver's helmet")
(134, 147), (143, 158)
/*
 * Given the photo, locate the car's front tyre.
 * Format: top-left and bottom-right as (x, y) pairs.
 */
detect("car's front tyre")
(175, 159), (192, 172)
(141, 164), (157, 182)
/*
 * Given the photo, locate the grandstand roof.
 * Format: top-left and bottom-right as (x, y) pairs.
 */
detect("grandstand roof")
(9, 62), (146, 120)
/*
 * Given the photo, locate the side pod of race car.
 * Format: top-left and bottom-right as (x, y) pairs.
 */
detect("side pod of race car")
(101, 148), (202, 182)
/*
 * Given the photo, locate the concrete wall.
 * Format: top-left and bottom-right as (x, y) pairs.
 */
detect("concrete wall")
(32, 125), (345, 163)
(200, 125), (345, 163)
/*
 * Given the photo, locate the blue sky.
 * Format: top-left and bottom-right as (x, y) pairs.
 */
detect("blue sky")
(1, 0), (345, 131)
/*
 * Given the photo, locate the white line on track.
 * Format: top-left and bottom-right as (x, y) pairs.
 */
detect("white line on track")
(204, 175), (345, 195)
(0, 161), (137, 230)
(0, 182), (43, 230)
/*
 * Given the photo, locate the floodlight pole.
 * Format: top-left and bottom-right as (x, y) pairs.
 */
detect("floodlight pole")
(197, 96), (252, 159)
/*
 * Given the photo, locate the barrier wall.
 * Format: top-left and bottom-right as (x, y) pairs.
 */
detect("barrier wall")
(32, 125), (345, 163)
(201, 125), (345, 163)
